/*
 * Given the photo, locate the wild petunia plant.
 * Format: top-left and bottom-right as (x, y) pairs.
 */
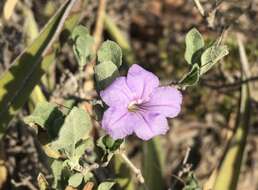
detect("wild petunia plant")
(23, 24), (228, 190)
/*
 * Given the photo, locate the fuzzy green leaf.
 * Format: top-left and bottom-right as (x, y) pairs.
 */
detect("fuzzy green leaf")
(24, 102), (63, 128)
(179, 64), (200, 87)
(51, 160), (63, 189)
(72, 25), (94, 68)
(95, 61), (119, 90)
(200, 45), (228, 75)
(51, 107), (92, 158)
(97, 40), (122, 67)
(97, 135), (123, 153)
(184, 28), (204, 65)
(68, 173), (83, 187)
(97, 181), (115, 190)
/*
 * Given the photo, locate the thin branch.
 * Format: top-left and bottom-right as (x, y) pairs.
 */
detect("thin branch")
(11, 176), (37, 190)
(92, 0), (106, 53)
(202, 76), (258, 90)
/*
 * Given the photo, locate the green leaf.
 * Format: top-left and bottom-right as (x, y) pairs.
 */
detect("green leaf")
(83, 171), (94, 182)
(68, 173), (83, 187)
(183, 172), (201, 190)
(0, 0), (83, 135)
(97, 40), (122, 67)
(95, 61), (119, 90)
(24, 102), (63, 128)
(184, 28), (204, 65)
(97, 135), (123, 153)
(200, 45), (228, 75)
(37, 173), (49, 190)
(72, 25), (94, 68)
(51, 107), (92, 158)
(143, 137), (165, 190)
(97, 181), (115, 190)
(70, 138), (94, 165)
(179, 64), (200, 87)
(104, 15), (135, 65)
(51, 160), (63, 189)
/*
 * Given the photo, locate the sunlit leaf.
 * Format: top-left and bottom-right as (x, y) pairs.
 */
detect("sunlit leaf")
(72, 25), (94, 68)
(184, 28), (204, 65)
(94, 61), (119, 90)
(97, 40), (122, 67)
(97, 181), (115, 190)
(37, 173), (49, 190)
(51, 160), (63, 189)
(200, 45), (228, 75)
(68, 173), (83, 187)
(51, 107), (92, 159)
(24, 102), (63, 128)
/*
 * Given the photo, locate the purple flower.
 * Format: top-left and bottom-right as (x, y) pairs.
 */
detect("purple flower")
(100, 64), (182, 140)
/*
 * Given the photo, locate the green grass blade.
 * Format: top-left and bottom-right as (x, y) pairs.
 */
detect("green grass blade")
(142, 137), (166, 190)
(0, 0), (82, 134)
(213, 63), (251, 189)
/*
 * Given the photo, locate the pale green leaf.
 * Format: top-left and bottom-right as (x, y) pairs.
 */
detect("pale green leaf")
(184, 28), (204, 65)
(200, 45), (228, 75)
(24, 102), (63, 129)
(68, 173), (83, 187)
(70, 138), (94, 166)
(97, 135), (123, 153)
(83, 171), (94, 182)
(72, 25), (94, 68)
(51, 160), (63, 189)
(98, 181), (115, 190)
(97, 40), (122, 67)
(0, 0), (83, 135)
(51, 107), (92, 158)
(94, 61), (119, 90)
(179, 64), (200, 87)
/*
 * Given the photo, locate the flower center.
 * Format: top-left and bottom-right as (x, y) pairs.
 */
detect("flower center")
(128, 99), (143, 112)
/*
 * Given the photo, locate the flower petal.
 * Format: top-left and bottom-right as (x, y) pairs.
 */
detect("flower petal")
(145, 87), (182, 118)
(127, 64), (159, 100)
(133, 112), (169, 140)
(100, 77), (133, 108)
(102, 107), (136, 139)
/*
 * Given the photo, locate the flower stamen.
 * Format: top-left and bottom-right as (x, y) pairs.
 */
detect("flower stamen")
(128, 99), (143, 112)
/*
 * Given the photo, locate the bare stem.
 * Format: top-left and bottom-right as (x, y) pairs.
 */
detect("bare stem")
(118, 151), (145, 184)
(193, 0), (205, 16)
(93, 0), (106, 53)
